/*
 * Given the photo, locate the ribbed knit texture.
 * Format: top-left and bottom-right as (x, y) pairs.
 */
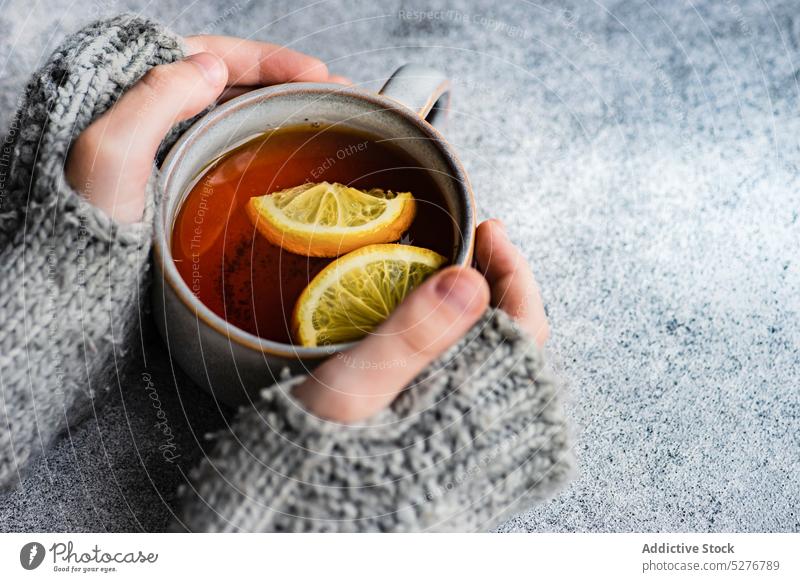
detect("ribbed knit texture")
(174, 309), (573, 532)
(0, 14), (185, 488)
(0, 15), (573, 531)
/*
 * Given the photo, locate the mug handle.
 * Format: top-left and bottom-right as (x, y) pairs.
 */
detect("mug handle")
(379, 64), (450, 129)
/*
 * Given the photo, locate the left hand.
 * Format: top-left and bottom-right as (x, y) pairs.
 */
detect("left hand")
(66, 35), (349, 224)
(293, 219), (550, 423)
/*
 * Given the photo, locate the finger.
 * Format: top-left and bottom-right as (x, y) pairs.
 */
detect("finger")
(67, 53), (228, 223)
(218, 73), (353, 103)
(185, 35), (328, 85)
(218, 85), (254, 103)
(327, 74), (353, 85)
(101, 53), (227, 151)
(293, 266), (490, 422)
(220, 77), (350, 104)
(475, 219), (549, 346)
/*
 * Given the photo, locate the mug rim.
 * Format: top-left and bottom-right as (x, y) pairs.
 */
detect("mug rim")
(154, 82), (476, 359)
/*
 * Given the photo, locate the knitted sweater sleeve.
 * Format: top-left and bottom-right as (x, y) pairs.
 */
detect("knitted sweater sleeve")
(1, 15), (574, 529)
(174, 308), (573, 532)
(0, 15), (186, 489)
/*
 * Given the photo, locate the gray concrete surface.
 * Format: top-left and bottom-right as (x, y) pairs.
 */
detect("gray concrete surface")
(0, 0), (798, 532)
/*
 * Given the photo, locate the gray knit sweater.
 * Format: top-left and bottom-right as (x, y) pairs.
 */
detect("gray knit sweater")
(0, 14), (572, 532)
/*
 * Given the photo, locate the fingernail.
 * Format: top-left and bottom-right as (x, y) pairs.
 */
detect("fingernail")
(493, 218), (507, 234)
(186, 52), (226, 85)
(435, 268), (480, 312)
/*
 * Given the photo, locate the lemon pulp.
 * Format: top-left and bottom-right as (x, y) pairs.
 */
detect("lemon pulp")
(246, 181), (416, 257)
(292, 244), (447, 346)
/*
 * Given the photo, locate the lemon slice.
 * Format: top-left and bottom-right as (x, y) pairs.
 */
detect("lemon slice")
(246, 181), (416, 257)
(293, 244), (447, 346)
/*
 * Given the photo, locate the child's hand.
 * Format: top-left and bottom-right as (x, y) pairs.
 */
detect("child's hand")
(66, 35), (347, 223)
(293, 218), (550, 422)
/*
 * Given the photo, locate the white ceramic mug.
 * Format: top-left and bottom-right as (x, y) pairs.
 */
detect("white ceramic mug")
(153, 64), (476, 405)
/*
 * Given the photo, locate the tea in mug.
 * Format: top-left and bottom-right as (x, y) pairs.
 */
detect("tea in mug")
(171, 124), (455, 344)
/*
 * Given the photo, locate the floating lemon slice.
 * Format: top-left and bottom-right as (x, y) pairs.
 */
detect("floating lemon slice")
(292, 243), (447, 346)
(246, 181), (416, 257)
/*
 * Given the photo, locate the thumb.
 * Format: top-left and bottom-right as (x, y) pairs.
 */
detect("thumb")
(67, 53), (228, 223)
(293, 266), (490, 423)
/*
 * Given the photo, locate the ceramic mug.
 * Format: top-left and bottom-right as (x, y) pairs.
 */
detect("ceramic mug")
(153, 64), (476, 406)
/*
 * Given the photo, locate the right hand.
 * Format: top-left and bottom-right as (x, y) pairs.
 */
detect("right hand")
(293, 218), (550, 422)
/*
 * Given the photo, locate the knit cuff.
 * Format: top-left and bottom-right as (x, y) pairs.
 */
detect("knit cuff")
(5, 14), (186, 245)
(175, 309), (573, 532)
(0, 15), (189, 491)
(53, 170), (157, 247)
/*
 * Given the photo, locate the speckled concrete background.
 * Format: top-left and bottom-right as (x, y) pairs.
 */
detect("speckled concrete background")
(0, 0), (798, 532)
